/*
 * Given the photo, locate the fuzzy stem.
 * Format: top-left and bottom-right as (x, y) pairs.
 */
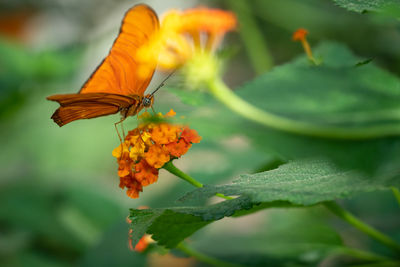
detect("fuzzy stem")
(163, 161), (203, 188)
(324, 201), (400, 253)
(334, 247), (390, 262)
(301, 39), (313, 59)
(349, 261), (400, 267)
(227, 0), (273, 73)
(163, 161), (233, 200)
(300, 38), (318, 65)
(207, 77), (400, 139)
(177, 242), (244, 267)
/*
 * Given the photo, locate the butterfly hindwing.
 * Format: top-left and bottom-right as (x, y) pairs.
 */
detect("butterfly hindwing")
(47, 93), (139, 126)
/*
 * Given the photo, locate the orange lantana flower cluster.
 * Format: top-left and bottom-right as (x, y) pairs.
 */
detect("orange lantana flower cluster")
(112, 110), (201, 198)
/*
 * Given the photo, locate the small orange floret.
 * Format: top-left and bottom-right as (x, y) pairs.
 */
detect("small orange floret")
(165, 109), (176, 117)
(126, 183), (143, 199)
(165, 139), (192, 158)
(135, 160), (158, 186)
(117, 160), (133, 177)
(144, 145), (171, 169)
(292, 28), (308, 41)
(151, 123), (181, 145)
(181, 127), (202, 144)
(112, 110), (201, 198)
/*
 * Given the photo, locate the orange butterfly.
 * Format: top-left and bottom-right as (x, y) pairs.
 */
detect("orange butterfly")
(47, 4), (159, 127)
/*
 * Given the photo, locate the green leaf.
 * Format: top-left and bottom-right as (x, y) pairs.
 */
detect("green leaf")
(355, 58), (374, 67)
(332, 0), (400, 13)
(238, 42), (400, 133)
(192, 209), (344, 266)
(176, 41), (400, 173)
(129, 197), (253, 249)
(129, 158), (399, 255)
(293, 41), (361, 68)
(182, 159), (400, 205)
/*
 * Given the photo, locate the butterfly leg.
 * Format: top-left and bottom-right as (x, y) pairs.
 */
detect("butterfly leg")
(114, 117), (126, 144)
(135, 112), (145, 142)
(120, 120), (126, 139)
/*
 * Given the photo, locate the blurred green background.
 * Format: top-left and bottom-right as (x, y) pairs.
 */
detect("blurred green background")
(1, 0), (399, 266)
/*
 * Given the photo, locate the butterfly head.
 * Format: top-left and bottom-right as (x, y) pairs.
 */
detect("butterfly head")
(142, 94), (154, 108)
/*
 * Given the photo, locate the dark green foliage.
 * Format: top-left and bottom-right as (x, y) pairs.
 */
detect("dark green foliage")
(181, 42), (400, 174)
(129, 197), (253, 248)
(130, 158), (398, 250)
(332, 0), (400, 13)
(182, 159), (400, 205)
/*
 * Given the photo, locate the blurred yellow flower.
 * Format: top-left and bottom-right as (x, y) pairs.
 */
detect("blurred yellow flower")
(136, 7), (237, 77)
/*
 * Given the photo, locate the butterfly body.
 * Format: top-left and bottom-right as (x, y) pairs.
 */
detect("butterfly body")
(47, 4), (159, 127)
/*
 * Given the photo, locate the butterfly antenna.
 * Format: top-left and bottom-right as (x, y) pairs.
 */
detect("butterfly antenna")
(150, 70), (176, 96)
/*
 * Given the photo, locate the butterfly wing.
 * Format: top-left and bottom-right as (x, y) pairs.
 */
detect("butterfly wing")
(47, 93), (139, 126)
(47, 4), (159, 127)
(80, 4), (159, 96)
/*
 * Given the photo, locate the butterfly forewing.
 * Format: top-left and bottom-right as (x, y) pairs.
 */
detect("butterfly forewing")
(80, 4), (159, 96)
(47, 93), (138, 107)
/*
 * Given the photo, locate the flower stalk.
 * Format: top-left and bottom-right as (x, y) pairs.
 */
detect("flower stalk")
(163, 161), (233, 200)
(324, 201), (400, 253)
(207, 76), (400, 139)
(163, 161), (203, 188)
(227, 0), (273, 73)
(333, 247), (391, 262)
(292, 28), (318, 65)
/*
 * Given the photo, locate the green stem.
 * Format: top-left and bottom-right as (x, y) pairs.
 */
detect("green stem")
(163, 161), (203, 188)
(349, 261), (400, 267)
(324, 201), (400, 253)
(177, 242), (244, 267)
(227, 0), (273, 73)
(334, 247), (390, 262)
(163, 161), (233, 200)
(391, 187), (400, 207)
(207, 77), (400, 139)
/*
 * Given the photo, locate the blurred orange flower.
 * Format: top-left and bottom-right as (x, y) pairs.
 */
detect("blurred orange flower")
(292, 28), (308, 41)
(132, 234), (153, 252)
(112, 109), (201, 198)
(292, 28), (315, 63)
(136, 7), (237, 76)
(126, 214), (154, 252)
